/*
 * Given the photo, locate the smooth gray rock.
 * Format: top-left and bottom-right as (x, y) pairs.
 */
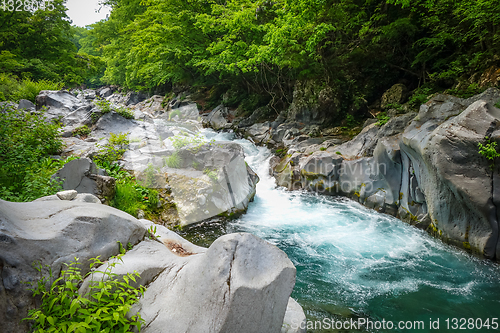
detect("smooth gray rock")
(17, 99), (35, 111)
(99, 87), (113, 98)
(272, 87), (500, 259)
(52, 158), (116, 203)
(401, 98), (500, 257)
(123, 232), (296, 333)
(281, 298), (307, 333)
(56, 190), (78, 200)
(164, 142), (259, 226)
(205, 104), (230, 130)
(238, 106), (273, 128)
(36, 90), (82, 111)
(0, 199), (147, 333)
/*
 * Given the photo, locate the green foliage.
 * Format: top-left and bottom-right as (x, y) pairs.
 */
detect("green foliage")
(164, 152), (183, 169)
(478, 137), (500, 169)
(320, 147), (327, 151)
(0, 105), (68, 201)
(94, 132), (130, 165)
(203, 168), (218, 182)
(192, 161), (200, 170)
(168, 133), (213, 153)
(345, 114), (359, 128)
(147, 225), (161, 240)
(111, 182), (159, 218)
(97, 161), (160, 218)
(495, 101), (500, 109)
(24, 255), (145, 333)
(0, 1), (104, 86)
(94, 97), (113, 114)
(72, 125), (91, 137)
(94, 98), (135, 119)
(376, 112), (391, 126)
(116, 106), (135, 119)
(408, 85), (436, 108)
(90, 0), (500, 122)
(0, 74), (62, 103)
(445, 84), (486, 99)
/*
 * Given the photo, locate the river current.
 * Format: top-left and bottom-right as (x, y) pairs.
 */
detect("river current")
(190, 130), (500, 332)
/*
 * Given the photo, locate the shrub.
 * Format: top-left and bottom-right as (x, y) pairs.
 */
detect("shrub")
(94, 132), (129, 165)
(0, 74), (62, 103)
(24, 255), (145, 333)
(111, 182), (158, 217)
(116, 106), (134, 119)
(13, 78), (63, 103)
(376, 112), (390, 126)
(164, 152), (183, 168)
(0, 106), (65, 201)
(203, 168), (218, 181)
(72, 125), (91, 137)
(93, 97), (112, 114)
(478, 137), (500, 169)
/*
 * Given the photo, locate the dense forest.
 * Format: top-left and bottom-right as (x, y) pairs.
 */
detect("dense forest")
(1, 0), (500, 118)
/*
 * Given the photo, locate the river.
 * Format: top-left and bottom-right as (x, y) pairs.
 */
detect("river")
(184, 129), (500, 333)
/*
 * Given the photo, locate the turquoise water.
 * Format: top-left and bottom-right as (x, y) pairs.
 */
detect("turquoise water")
(201, 130), (500, 332)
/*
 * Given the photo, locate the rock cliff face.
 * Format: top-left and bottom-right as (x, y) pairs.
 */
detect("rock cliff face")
(0, 199), (303, 333)
(270, 88), (500, 260)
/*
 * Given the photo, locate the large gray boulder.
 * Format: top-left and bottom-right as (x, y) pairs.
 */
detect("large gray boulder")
(52, 158), (116, 203)
(162, 142), (259, 226)
(0, 199), (147, 333)
(400, 94), (500, 258)
(17, 99), (35, 111)
(83, 221), (297, 333)
(281, 298), (307, 333)
(380, 83), (408, 109)
(36, 90), (97, 134)
(204, 104), (230, 130)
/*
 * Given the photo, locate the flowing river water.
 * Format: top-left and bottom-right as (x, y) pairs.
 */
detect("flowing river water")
(182, 129), (500, 332)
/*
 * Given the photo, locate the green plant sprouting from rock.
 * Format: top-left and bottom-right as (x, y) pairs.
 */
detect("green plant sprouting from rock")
(164, 152), (183, 168)
(94, 98), (134, 119)
(94, 132), (130, 165)
(24, 255), (146, 333)
(203, 168), (218, 182)
(376, 112), (391, 126)
(72, 125), (91, 137)
(478, 137), (500, 169)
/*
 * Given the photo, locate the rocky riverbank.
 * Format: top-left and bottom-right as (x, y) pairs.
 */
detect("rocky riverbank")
(220, 87), (500, 261)
(0, 88), (307, 333)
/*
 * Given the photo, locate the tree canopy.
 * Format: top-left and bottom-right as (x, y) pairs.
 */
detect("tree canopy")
(1, 0), (499, 115)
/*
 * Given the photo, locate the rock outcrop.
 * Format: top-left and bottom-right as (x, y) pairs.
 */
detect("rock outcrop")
(0, 200), (303, 333)
(0, 199), (147, 333)
(32, 89), (259, 227)
(271, 88), (500, 260)
(51, 158), (116, 204)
